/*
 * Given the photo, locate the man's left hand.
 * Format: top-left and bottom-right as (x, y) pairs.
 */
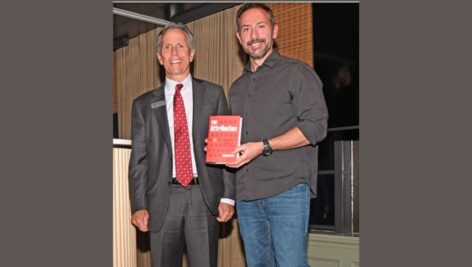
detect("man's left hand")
(225, 142), (263, 168)
(216, 202), (235, 222)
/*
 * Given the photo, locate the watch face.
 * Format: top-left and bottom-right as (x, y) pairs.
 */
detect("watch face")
(263, 146), (269, 156)
(263, 140), (272, 156)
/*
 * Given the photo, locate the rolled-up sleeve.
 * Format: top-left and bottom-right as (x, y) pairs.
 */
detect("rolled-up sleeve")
(291, 63), (329, 145)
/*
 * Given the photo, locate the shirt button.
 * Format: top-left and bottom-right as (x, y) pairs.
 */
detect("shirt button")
(245, 131), (248, 135)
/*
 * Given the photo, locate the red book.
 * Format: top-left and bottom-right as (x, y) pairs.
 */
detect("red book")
(205, 115), (243, 164)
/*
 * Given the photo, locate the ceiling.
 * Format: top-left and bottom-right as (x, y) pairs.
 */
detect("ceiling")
(113, 3), (239, 50)
(113, 3), (359, 67)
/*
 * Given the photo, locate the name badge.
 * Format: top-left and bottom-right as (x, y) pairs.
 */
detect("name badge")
(151, 100), (166, 109)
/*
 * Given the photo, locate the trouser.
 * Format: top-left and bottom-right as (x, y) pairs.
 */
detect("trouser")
(150, 184), (219, 267)
(236, 183), (311, 267)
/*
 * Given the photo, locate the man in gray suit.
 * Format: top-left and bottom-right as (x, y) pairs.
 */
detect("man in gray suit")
(128, 23), (235, 267)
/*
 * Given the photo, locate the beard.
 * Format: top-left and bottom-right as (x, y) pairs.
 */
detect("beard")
(244, 38), (273, 60)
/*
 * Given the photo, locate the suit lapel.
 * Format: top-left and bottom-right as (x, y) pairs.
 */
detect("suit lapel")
(152, 85), (172, 155)
(192, 78), (207, 144)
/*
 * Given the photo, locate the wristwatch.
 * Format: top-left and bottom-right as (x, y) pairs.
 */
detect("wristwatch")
(262, 139), (273, 156)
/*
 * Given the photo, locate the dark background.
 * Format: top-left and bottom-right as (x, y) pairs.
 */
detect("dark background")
(314, 3), (359, 129)
(310, 3), (359, 230)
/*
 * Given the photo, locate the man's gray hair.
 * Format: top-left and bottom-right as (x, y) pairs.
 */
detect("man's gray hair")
(156, 22), (196, 53)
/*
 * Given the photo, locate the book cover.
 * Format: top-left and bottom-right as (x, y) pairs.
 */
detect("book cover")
(205, 115), (243, 164)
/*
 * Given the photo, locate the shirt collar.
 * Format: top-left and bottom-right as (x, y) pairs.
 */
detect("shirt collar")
(243, 49), (280, 73)
(165, 74), (192, 93)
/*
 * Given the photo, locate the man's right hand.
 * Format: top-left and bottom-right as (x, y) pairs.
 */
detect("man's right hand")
(131, 209), (149, 232)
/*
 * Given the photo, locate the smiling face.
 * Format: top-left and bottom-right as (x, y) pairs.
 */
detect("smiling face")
(236, 7), (278, 64)
(157, 28), (195, 82)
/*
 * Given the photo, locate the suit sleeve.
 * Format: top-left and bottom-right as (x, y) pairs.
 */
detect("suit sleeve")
(128, 99), (148, 213)
(216, 87), (236, 200)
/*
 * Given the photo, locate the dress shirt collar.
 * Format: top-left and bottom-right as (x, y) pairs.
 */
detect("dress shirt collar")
(243, 49), (280, 73)
(164, 74), (192, 94)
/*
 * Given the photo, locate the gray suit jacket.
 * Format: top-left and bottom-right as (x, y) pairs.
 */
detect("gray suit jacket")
(128, 77), (235, 232)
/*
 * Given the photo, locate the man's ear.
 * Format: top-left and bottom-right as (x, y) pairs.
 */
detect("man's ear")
(236, 31), (243, 45)
(189, 49), (195, 62)
(156, 53), (163, 65)
(272, 24), (279, 40)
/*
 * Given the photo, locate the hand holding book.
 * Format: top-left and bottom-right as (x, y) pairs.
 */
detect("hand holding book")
(225, 141), (265, 169)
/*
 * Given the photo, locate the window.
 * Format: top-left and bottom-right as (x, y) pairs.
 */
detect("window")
(309, 3), (359, 235)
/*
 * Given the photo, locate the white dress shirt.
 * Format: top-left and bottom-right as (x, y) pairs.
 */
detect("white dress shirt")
(164, 74), (198, 178)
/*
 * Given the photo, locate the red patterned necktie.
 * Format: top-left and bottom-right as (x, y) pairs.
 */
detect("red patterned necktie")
(173, 83), (193, 187)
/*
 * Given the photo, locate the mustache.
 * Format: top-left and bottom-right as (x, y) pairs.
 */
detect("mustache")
(247, 38), (265, 45)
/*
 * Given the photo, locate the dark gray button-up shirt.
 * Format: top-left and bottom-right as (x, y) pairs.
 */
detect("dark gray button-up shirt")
(229, 50), (328, 200)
